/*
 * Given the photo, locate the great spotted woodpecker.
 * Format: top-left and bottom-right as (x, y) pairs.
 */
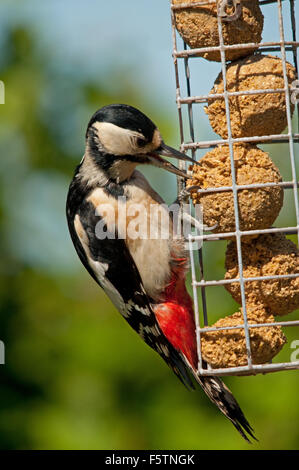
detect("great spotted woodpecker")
(66, 104), (256, 442)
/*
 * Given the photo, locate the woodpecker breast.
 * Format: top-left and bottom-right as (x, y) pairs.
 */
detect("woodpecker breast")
(85, 170), (186, 301)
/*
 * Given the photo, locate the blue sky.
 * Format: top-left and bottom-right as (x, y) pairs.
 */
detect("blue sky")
(0, 1), (177, 108)
(1, 0), (297, 110)
(1, 0), (297, 150)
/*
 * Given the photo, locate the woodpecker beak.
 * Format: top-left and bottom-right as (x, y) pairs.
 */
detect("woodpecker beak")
(147, 142), (195, 179)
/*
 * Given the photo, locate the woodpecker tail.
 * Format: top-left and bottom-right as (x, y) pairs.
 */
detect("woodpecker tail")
(155, 299), (257, 442)
(193, 372), (257, 443)
(154, 274), (257, 442)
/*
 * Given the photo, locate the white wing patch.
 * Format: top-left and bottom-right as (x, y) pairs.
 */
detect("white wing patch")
(74, 214), (127, 314)
(74, 214), (161, 328)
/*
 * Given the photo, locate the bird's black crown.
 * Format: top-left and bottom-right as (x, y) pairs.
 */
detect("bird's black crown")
(86, 104), (157, 143)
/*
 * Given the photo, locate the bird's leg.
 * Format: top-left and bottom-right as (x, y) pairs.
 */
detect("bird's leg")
(179, 211), (218, 234)
(174, 187), (218, 233)
(175, 187), (191, 205)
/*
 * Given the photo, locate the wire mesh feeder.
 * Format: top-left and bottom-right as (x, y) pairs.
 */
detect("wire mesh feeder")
(169, 0), (299, 376)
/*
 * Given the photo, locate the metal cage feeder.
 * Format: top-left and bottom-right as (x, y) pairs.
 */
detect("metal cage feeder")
(169, 0), (299, 376)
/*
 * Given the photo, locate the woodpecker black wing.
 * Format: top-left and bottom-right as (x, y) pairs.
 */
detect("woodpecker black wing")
(66, 190), (194, 390)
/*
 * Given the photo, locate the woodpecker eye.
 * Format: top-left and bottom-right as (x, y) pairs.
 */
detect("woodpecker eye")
(137, 137), (147, 147)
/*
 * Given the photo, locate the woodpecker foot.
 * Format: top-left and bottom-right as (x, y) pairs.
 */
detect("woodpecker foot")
(177, 209), (218, 234)
(176, 185), (202, 204)
(174, 188), (218, 233)
(176, 188), (191, 204)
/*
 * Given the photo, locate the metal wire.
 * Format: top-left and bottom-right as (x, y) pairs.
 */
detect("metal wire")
(170, 0), (299, 376)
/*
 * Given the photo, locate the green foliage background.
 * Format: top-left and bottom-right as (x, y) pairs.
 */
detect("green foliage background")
(0, 2), (299, 450)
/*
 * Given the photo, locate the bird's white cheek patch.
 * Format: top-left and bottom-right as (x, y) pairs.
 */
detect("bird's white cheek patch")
(92, 121), (142, 156)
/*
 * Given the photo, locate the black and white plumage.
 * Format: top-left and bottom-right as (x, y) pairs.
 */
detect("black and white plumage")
(66, 104), (256, 442)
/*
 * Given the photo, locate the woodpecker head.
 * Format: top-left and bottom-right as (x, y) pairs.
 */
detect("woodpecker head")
(84, 104), (194, 183)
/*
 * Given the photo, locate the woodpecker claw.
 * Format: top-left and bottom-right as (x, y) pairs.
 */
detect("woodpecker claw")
(176, 187), (219, 233)
(176, 188), (191, 204)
